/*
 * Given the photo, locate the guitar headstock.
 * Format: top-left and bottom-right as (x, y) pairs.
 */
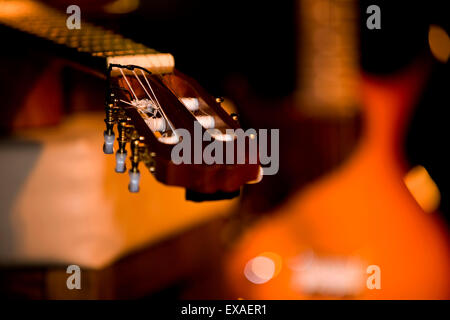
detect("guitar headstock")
(103, 64), (261, 200)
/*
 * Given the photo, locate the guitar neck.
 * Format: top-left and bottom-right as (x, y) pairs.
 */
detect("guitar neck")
(0, 0), (174, 74)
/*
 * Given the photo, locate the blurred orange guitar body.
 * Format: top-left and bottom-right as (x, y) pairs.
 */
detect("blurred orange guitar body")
(225, 62), (450, 299)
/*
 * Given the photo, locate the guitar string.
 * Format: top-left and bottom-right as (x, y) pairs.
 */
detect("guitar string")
(117, 67), (215, 137)
(119, 99), (133, 106)
(115, 66), (177, 138)
(117, 99), (153, 127)
(130, 69), (170, 133)
(131, 70), (158, 111)
(139, 69), (178, 137)
(119, 68), (138, 101)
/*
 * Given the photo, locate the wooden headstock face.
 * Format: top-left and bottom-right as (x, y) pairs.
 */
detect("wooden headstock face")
(103, 65), (261, 198)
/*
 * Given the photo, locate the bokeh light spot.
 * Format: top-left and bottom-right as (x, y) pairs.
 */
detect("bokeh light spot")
(244, 256), (276, 284)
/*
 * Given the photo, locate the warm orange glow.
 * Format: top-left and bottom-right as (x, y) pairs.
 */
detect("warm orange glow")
(404, 165), (441, 213)
(428, 25), (450, 63)
(0, 1), (35, 19)
(103, 0), (140, 14)
(6, 112), (238, 269)
(260, 251), (283, 277)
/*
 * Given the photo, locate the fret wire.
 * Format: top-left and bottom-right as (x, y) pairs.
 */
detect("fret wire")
(0, 0), (160, 59)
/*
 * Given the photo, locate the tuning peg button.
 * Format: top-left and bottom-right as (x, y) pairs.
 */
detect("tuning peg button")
(128, 171), (140, 193)
(103, 132), (115, 154)
(115, 151), (127, 173)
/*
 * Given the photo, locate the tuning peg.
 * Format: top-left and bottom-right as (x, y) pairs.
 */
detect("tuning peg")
(180, 97), (199, 111)
(115, 151), (127, 173)
(128, 171), (141, 193)
(215, 96), (224, 103)
(103, 98), (117, 154)
(128, 136), (142, 193)
(103, 131), (115, 154)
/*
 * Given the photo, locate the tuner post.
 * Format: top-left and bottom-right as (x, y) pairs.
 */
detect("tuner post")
(104, 103), (115, 136)
(148, 151), (156, 173)
(103, 93), (118, 154)
(117, 120), (129, 154)
(104, 92), (117, 136)
(103, 103), (115, 154)
(130, 136), (140, 174)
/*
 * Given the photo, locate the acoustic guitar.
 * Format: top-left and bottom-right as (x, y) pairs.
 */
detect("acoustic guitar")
(0, 0), (260, 201)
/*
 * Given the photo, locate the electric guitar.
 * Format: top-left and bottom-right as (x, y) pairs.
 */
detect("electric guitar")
(224, 0), (449, 299)
(224, 61), (450, 299)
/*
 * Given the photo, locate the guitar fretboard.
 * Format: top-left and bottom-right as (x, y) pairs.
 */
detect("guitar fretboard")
(0, 0), (174, 74)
